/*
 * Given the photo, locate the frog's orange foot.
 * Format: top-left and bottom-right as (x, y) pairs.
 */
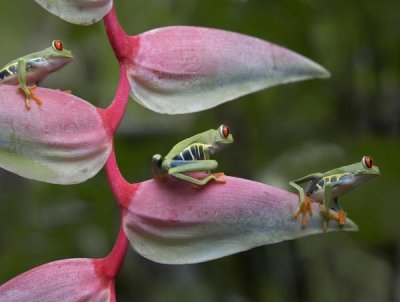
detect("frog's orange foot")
(19, 85), (42, 110)
(335, 210), (347, 226)
(190, 173), (226, 190)
(331, 210), (347, 226)
(321, 209), (347, 231)
(213, 172), (226, 184)
(294, 196), (313, 228)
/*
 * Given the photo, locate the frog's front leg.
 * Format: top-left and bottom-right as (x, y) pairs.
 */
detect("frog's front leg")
(168, 160), (225, 186)
(320, 182), (342, 230)
(330, 197), (347, 227)
(320, 184), (347, 230)
(321, 181), (332, 230)
(17, 59), (42, 109)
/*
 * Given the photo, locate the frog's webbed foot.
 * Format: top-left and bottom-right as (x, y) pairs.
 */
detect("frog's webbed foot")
(190, 172), (226, 190)
(336, 210), (347, 226)
(19, 85), (42, 110)
(294, 195), (313, 228)
(213, 172), (226, 184)
(320, 206), (347, 231)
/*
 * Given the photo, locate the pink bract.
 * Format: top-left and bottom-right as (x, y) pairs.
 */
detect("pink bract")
(121, 175), (357, 264)
(126, 26), (330, 114)
(0, 259), (114, 302)
(34, 0), (113, 25)
(0, 85), (113, 184)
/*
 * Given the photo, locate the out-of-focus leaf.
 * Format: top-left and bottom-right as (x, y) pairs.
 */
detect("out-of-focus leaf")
(0, 85), (112, 184)
(122, 175), (357, 264)
(34, 0), (113, 25)
(127, 26), (330, 114)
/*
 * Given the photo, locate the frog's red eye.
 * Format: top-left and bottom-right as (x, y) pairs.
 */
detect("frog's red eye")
(52, 40), (64, 51)
(363, 155), (373, 168)
(219, 125), (230, 138)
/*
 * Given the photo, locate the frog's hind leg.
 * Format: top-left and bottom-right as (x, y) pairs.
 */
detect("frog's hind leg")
(168, 160), (225, 186)
(294, 195), (314, 228)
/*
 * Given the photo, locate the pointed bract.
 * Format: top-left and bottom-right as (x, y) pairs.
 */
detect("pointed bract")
(122, 175), (357, 264)
(0, 259), (113, 302)
(0, 85), (112, 184)
(127, 26), (330, 114)
(34, 0), (113, 25)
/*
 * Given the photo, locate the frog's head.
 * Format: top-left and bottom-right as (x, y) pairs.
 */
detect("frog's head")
(45, 40), (73, 71)
(213, 125), (234, 145)
(208, 125), (233, 153)
(351, 155), (380, 180)
(50, 40), (73, 58)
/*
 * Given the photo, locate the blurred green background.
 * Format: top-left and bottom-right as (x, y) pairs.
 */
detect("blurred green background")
(0, 0), (399, 301)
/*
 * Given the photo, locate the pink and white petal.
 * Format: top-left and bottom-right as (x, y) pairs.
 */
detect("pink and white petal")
(0, 259), (112, 302)
(122, 176), (357, 264)
(127, 26), (330, 114)
(0, 85), (112, 184)
(34, 0), (113, 25)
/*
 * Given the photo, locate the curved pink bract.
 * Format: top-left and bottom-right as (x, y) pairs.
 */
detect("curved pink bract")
(34, 0), (113, 25)
(127, 26), (330, 114)
(0, 85), (112, 184)
(0, 259), (113, 302)
(121, 175), (357, 264)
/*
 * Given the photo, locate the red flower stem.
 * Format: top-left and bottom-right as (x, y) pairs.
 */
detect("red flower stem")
(102, 217), (129, 279)
(103, 4), (132, 134)
(103, 5), (132, 62)
(105, 147), (133, 205)
(103, 146), (137, 280)
(101, 2), (139, 285)
(105, 64), (130, 133)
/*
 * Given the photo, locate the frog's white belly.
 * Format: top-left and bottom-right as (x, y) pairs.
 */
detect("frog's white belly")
(309, 175), (365, 202)
(310, 184), (354, 202)
(0, 56), (71, 86)
(0, 67), (50, 85)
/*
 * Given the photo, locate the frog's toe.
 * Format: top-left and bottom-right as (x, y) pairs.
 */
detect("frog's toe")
(320, 208), (347, 231)
(28, 86), (42, 106)
(24, 97), (31, 110)
(333, 210), (347, 226)
(294, 196), (313, 228)
(18, 88), (31, 110)
(213, 172), (226, 184)
(19, 85), (42, 109)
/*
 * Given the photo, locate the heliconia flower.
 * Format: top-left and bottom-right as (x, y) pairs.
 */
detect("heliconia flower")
(126, 26), (330, 114)
(0, 259), (114, 302)
(34, 0), (113, 25)
(120, 175), (357, 264)
(0, 85), (113, 184)
(0, 222), (128, 302)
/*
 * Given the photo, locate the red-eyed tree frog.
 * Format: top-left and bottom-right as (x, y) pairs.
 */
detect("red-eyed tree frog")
(290, 155), (380, 229)
(152, 125), (234, 186)
(0, 40), (73, 109)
